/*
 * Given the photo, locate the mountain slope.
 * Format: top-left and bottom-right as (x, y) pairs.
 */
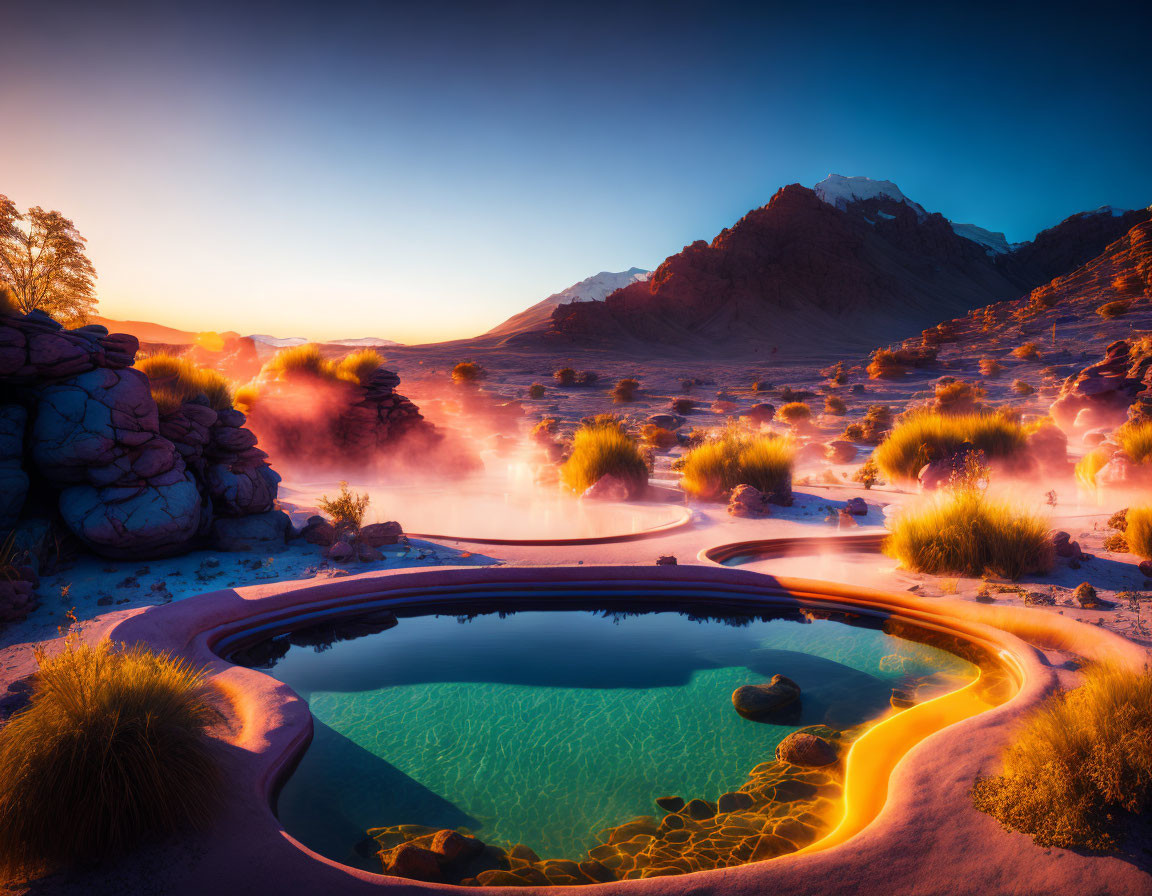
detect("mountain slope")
(517, 178), (1148, 354)
(486, 267), (651, 339)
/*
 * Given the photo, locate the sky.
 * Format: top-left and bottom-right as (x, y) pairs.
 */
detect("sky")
(2, 0), (1150, 344)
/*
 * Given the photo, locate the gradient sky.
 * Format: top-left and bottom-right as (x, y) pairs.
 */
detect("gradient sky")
(2, 0), (1150, 344)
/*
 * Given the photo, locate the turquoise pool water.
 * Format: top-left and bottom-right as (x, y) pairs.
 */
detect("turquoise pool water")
(262, 603), (976, 869)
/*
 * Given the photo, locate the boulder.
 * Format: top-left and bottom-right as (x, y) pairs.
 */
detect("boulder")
(0, 574), (36, 625)
(656, 555), (677, 566)
(732, 674), (801, 717)
(646, 414), (683, 430)
(360, 521), (404, 547)
(1050, 340), (1152, 432)
(682, 798), (716, 820)
(655, 795), (685, 812)
(0, 405), (29, 528)
(741, 403), (775, 425)
(210, 510), (291, 552)
(845, 497), (868, 516)
(383, 844), (443, 882)
(728, 484), (770, 518)
(429, 829), (483, 863)
(582, 473), (645, 502)
(717, 791), (753, 813)
(325, 541), (355, 562)
(1074, 582), (1103, 608)
(1140, 559), (1152, 578)
(301, 516), (336, 546)
(775, 731), (837, 767)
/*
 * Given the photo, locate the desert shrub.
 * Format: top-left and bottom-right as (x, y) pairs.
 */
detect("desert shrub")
(1117, 420), (1152, 465)
(1108, 508), (1129, 531)
(972, 665), (1152, 851)
(867, 345), (937, 379)
(853, 458), (881, 489)
(1013, 342), (1042, 361)
(752, 380), (772, 392)
(0, 640), (220, 877)
(640, 424), (679, 450)
(842, 423), (865, 441)
(979, 358), (1004, 378)
(531, 418), (558, 442)
(136, 354), (232, 413)
(883, 490), (1052, 578)
(1029, 284), (1058, 309)
(611, 378), (640, 403)
(1097, 300), (1131, 320)
(679, 430), (793, 500)
(776, 401), (812, 426)
(1126, 506), (1152, 559)
(1102, 532), (1129, 553)
(232, 383), (260, 414)
(560, 423), (648, 494)
(824, 361), (848, 386)
(451, 361), (486, 384)
(872, 412), (1028, 482)
(777, 386), (813, 402)
(263, 343), (329, 379)
(576, 370), (599, 386)
(334, 349), (384, 386)
(1012, 379), (1035, 396)
(581, 412), (626, 431)
(553, 367), (577, 386)
(824, 395), (847, 415)
(670, 397), (695, 414)
(1076, 446), (1113, 488)
(933, 380), (986, 414)
(318, 481), (370, 533)
(527, 383), (545, 399)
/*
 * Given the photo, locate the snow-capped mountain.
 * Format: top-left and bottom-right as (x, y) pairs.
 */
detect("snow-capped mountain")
(248, 334), (310, 348)
(813, 174), (928, 217)
(950, 222), (1011, 255)
(485, 267), (651, 339)
(248, 334), (401, 348)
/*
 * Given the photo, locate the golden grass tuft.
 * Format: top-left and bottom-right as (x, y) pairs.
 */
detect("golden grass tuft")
(1125, 506), (1152, 559)
(775, 401), (812, 425)
(872, 412), (1028, 482)
(978, 358), (1003, 378)
(136, 353), (232, 413)
(973, 664), (1152, 851)
(233, 383), (260, 414)
(334, 349), (384, 385)
(610, 378), (640, 403)
(451, 361), (486, 384)
(883, 490), (1052, 579)
(1012, 379), (1035, 396)
(1012, 342), (1042, 361)
(1117, 420), (1152, 465)
(559, 423), (648, 494)
(0, 640), (221, 877)
(933, 380), (985, 414)
(679, 429), (794, 500)
(263, 343), (329, 379)
(1075, 446), (1113, 488)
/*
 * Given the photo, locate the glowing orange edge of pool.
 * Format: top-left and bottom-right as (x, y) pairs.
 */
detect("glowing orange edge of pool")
(797, 648), (1025, 855)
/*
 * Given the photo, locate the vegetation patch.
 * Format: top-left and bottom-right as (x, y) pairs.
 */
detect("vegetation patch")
(319, 481), (371, 534)
(1126, 506), (1152, 559)
(973, 665), (1152, 851)
(679, 429), (793, 502)
(452, 361), (487, 384)
(1097, 300), (1131, 320)
(611, 378), (640, 403)
(824, 395), (846, 415)
(0, 640), (220, 878)
(136, 353), (233, 413)
(883, 490), (1052, 578)
(560, 423), (648, 494)
(872, 412), (1028, 482)
(776, 401), (812, 426)
(1117, 420), (1152, 465)
(1012, 342), (1042, 361)
(932, 380), (985, 415)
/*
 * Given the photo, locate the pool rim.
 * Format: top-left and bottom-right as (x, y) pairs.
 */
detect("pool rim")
(88, 564), (1147, 895)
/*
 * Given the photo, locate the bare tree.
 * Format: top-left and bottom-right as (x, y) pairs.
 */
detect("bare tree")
(0, 194), (97, 326)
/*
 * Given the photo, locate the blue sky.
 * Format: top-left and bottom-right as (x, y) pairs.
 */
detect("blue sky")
(2, 0), (1149, 342)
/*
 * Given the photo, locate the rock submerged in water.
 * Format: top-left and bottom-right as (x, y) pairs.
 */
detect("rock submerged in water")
(732, 674), (801, 718)
(775, 732), (837, 767)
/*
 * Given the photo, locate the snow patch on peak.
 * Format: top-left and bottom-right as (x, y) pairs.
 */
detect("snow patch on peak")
(950, 222), (1011, 255)
(548, 267), (652, 307)
(814, 174), (927, 217)
(1092, 205), (1130, 217)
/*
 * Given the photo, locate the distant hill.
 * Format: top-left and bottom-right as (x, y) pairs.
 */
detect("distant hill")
(486, 268), (651, 341)
(91, 316), (241, 346)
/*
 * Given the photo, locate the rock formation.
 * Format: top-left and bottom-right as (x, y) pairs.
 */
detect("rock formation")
(0, 309), (280, 571)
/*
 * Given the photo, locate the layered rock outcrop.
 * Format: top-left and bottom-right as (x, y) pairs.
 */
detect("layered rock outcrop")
(0, 309), (279, 563)
(1051, 338), (1152, 432)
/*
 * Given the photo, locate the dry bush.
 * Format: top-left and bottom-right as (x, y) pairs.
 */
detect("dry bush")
(553, 367), (577, 386)
(1013, 342), (1042, 361)
(0, 285), (17, 317)
(872, 412), (1027, 483)
(973, 665), (1152, 850)
(136, 353), (232, 413)
(1012, 379), (1035, 396)
(979, 358), (1004, 378)
(824, 395), (847, 415)
(530, 418), (558, 442)
(679, 429), (793, 501)
(611, 378), (640, 403)
(263, 343), (329, 379)
(1113, 273), (1145, 297)
(527, 383), (545, 399)
(933, 380), (986, 414)
(334, 349), (384, 386)
(670, 397), (695, 414)
(576, 370), (599, 386)
(867, 348), (906, 379)
(560, 423), (648, 493)
(319, 481), (370, 532)
(1117, 420), (1152, 465)
(1097, 300), (1131, 320)
(752, 380), (772, 392)
(775, 401), (812, 426)
(883, 490), (1052, 578)
(0, 640), (220, 877)
(853, 458), (881, 489)
(451, 361), (486, 384)
(640, 424), (679, 450)
(1126, 506), (1152, 559)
